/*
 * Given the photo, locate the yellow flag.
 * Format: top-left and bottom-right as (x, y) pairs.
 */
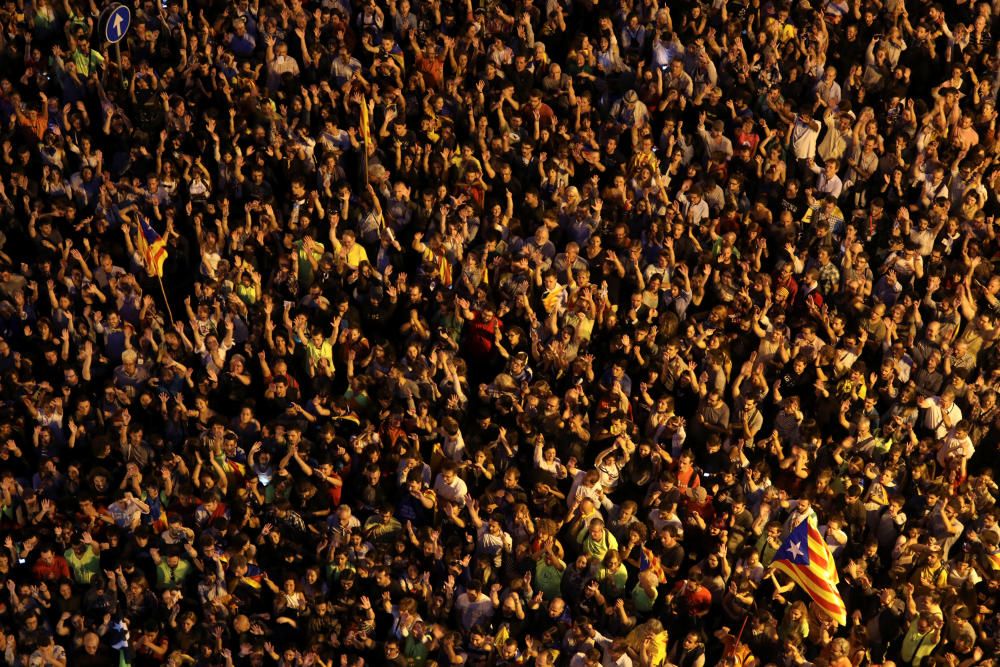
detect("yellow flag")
(359, 95), (371, 148)
(494, 624), (509, 650)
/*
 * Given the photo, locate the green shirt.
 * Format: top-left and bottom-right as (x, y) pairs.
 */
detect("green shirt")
(578, 528), (618, 562)
(65, 12), (89, 33)
(235, 281), (258, 305)
(535, 560), (564, 599)
(64, 546), (100, 584)
(755, 533), (781, 567)
(900, 620), (940, 667)
(304, 338), (334, 367)
(156, 558), (193, 589)
(404, 635), (431, 667)
(71, 48), (105, 77)
(598, 564), (629, 596)
(295, 240), (324, 286)
(325, 563), (356, 582)
(631, 584), (657, 613)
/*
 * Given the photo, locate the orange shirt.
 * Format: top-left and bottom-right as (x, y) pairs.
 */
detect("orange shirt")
(417, 55), (444, 89)
(676, 465), (701, 491)
(18, 112), (47, 141)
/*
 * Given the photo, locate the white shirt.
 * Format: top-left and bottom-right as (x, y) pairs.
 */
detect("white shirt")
(568, 470), (611, 510)
(441, 431), (467, 462)
(534, 440), (566, 479)
(921, 397), (962, 439)
(477, 525), (513, 565)
(790, 118), (820, 160)
(815, 171), (844, 199)
(597, 459), (623, 490)
(648, 508), (684, 536)
(433, 473), (468, 506)
(593, 631), (635, 667)
(679, 194), (710, 226)
(455, 591), (494, 630)
(814, 79), (842, 107)
(937, 432), (974, 468)
(267, 54), (300, 91)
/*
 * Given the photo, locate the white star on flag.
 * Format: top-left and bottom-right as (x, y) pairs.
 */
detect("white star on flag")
(788, 541), (805, 560)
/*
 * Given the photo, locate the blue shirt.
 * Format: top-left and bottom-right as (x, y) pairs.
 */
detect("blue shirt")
(600, 368), (633, 396)
(228, 33), (256, 58)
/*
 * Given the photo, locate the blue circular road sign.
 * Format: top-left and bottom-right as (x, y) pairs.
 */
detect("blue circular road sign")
(104, 4), (131, 43)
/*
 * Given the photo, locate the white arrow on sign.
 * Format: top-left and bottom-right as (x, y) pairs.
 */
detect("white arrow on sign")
(112, 13), (124, 36)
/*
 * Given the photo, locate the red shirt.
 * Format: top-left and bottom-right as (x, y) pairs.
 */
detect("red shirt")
(33, 556), (71, 582)
(775, 274), (799, 303)
(673, 580), (713, 616)
(685, 495), (715, 523)
(522, 102), (556, 128)
(464, 313), (500, 357)
(735, 130), (760, 154)
(324, 473), (343, 506)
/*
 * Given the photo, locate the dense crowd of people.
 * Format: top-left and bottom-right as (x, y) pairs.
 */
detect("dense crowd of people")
(0, 0), (999, 665)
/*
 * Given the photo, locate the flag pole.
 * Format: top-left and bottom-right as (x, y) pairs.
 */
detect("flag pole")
(716, 616), (749, 667)
(156, 273), (174, 326)
(733, 615), (749, 649)
(363, 138), (370, 187)
(360, 93), (370, 187)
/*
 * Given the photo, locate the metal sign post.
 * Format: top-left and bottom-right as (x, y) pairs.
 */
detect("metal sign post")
(100, 3), (131, 86)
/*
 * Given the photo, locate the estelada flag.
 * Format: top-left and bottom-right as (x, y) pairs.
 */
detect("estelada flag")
(640, 546), (667, 584)
(773, 519), (848, 625)
(987, 547), (1000, 571)
(543, 284), (565, 313)
(136, 215), (168, 277)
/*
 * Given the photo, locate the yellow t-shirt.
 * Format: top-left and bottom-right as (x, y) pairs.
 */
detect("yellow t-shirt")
(625, 628), (668, 667)
(304, 339), (334, 369)
(342, 244), (369, 270)
(765, 16), (797, 43)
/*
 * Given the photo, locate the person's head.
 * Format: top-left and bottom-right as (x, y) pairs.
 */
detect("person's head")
(683, 632), (703, 651)
(916, 613), (939, 634)
(941, 390), (956, 409)
(76, 630), (103, 655)
(440, 460), (459, 485)
(588, 518), (606, 542)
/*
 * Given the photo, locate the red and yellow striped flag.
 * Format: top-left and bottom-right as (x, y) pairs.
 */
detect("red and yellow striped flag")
(135, 215), (168, 277)
(437, 252), (453, 288)
(772, 519), (847, 625)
